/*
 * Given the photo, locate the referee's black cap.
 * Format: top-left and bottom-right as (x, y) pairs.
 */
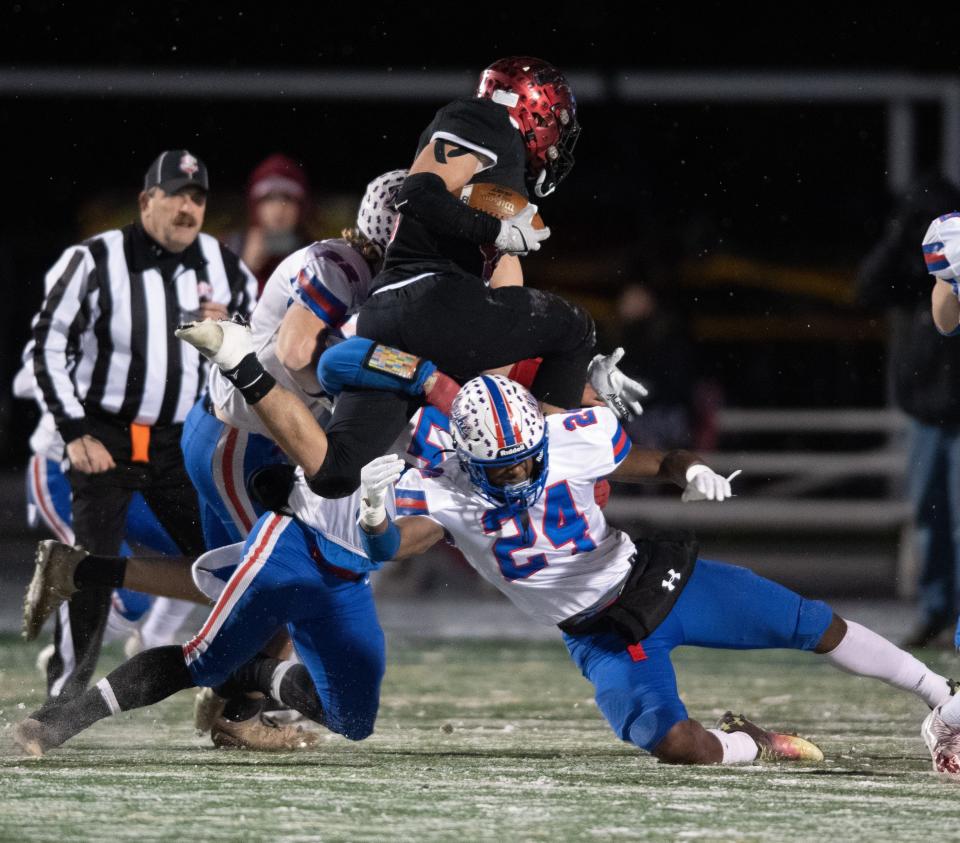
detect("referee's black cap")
(144, 150), (209, 194)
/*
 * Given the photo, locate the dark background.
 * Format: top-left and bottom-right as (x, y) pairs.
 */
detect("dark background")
(2, 3), (958, 465)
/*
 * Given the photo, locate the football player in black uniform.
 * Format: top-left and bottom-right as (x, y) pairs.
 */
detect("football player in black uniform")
(309, 57), (596, 496)
(181, 58), (603, 499)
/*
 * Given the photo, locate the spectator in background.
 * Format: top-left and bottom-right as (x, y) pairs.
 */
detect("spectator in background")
(856, 174), (960, 648)
(610, 283), (696, 451)
(229, 154), (311, 295)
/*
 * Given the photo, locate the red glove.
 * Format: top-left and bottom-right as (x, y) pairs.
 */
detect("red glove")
(508, 357), (542, 389)
(593, 478), (611, 509)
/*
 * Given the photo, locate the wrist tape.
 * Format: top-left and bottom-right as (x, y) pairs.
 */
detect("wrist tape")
(222, 352), (276, 405)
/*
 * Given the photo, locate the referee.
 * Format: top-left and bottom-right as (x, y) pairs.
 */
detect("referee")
(31, 150), (258, 705)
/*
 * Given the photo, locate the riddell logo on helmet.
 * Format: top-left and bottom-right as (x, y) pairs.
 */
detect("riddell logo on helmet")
(498, 443), (526, 457)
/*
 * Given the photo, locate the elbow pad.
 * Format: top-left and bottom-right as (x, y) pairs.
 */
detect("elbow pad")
(395, 172), (501, 245)
(317, 336), (437, 398)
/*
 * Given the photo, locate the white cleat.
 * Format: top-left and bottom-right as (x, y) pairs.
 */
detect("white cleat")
(193, 687), (227, 734)
(123, 630), (144, 659)
(35, 643), (55, 674)
(175, 317), (253, 369)
(921, 705), (960, 774)
(22, 540), (86, 641)
(13, 718), (53, 758)
(210, 714), (319, 751)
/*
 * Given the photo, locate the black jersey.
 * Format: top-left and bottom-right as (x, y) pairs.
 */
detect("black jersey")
(377, 97), (527, 286)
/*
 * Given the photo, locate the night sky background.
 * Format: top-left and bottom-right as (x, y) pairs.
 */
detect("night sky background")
(2, 3), (958, 464)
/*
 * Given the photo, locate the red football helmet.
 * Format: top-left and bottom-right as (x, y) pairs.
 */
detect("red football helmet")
(477, 57), (580, 197)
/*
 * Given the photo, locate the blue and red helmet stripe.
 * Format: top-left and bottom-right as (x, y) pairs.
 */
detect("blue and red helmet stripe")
(480, 375), (518, 448)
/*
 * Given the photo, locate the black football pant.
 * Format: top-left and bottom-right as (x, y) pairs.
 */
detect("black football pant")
(42, 418), (205, 710)
(307, 273), (596, 498)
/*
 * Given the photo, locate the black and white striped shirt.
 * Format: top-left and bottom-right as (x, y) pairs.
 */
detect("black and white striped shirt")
(32, 223), (257, 443)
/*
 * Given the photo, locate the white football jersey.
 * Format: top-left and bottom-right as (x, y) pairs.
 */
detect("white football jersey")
(287, 468), (397, 574)
(395, 407), (635, 625)
(208, 239), (374, 434)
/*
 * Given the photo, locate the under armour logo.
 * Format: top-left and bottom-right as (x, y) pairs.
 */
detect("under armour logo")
(662, 569), (681, 591)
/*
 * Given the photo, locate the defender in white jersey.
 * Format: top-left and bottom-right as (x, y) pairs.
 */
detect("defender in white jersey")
(918, 213), (960, 774)
(181, 170), (409, 548)
(357, 375), (957, 765)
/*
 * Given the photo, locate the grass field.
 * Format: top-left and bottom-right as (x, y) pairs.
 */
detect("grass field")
(1, 633), (958, 842)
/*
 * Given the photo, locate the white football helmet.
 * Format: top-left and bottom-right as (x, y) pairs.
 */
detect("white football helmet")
(357, 168), (408, 253)
(922, 212), (960, 281)
(450, 374), (548, 511)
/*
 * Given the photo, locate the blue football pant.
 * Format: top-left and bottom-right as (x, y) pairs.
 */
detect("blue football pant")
(181, 398), (286, 550)
(563, 559), (834, 753)
(183, 513), (385, 741)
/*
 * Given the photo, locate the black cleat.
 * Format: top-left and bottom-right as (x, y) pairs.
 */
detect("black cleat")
(717, 711), (824, 762)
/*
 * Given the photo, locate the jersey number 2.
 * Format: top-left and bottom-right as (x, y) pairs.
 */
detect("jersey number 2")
(481, 482), (597, 581)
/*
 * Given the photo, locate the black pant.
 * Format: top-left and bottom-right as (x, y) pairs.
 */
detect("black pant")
(359, 273), (596, 407)
(44, 415), (205, 706)
(307, 273), (596, 498)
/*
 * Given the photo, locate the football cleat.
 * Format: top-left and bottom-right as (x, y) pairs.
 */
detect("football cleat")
(210, 714), (319, 752)
(717, 711), (824, 762)
(262, 703), (308, 726)
(35, 643), (55, 675)
(13, 718), (55, 758)
(921, 705), (960, 774)
(175, 316), (253, 370)
(123, 630), (144, 659)
(193, 687), (227, 734)
(22, 540), (87, 641)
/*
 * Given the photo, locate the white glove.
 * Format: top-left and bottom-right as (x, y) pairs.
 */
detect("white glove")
(588, 347), (649, 421)
(494, 204), (551, 255)
(359, 454), (406, 528)
(681, 465), (741, 503)
(175, 316), (253, 370)
(922, 214), (960, 296)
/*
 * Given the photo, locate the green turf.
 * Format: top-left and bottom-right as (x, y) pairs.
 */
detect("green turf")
(1, 633), (958, 842)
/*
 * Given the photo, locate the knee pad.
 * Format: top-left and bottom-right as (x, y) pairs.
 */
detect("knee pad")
(597, 686), (686, 752)
(317, 336), (437, 398)
(306, 442), (359, 499)
(306, 470), (358, 500)
(627, 704), (687, 753)
(795, 598), (834, 651)
(247, 463), (296, 514)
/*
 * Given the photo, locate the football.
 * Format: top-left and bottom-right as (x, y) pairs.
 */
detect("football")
(460, 182), (546, 229)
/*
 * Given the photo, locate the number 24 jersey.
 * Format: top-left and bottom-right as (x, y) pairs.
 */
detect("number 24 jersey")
(395, 407), (635, 625)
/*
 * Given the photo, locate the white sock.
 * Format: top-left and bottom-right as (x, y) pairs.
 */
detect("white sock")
(823, 619), (951, 708)
(102, 607), (138, 644)
(140, 598), (197, 648)
(940, 694), (960, 727)
(706, 728), (758, 763)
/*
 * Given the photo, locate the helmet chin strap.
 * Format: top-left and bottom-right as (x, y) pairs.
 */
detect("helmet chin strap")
(533, 169), (555, 198)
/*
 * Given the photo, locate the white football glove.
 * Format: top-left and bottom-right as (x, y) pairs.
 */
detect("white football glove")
(494, 204), (551, 255)
(922, 213), (960, 297)
(175, 316), (253, 370)
(681, 465), (741, 503)
(359, 454), (406, 528)
(588, 347), (649, 421)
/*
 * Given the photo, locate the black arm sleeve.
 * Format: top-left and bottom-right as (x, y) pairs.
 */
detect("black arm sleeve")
(395, 172), (502, 246)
